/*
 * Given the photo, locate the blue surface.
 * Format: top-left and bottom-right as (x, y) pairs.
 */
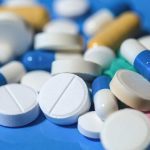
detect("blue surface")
(1, 0), (150, 150)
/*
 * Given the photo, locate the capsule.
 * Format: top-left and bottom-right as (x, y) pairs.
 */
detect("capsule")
(120, 38), (150, 81)
(0, 6), (49, 30)
(92, 76), (118, 121)
(138, 35), (150, 50)
(88, 12), (140, 50)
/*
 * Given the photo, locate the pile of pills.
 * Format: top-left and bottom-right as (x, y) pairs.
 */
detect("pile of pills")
(1, 0), (150, 149)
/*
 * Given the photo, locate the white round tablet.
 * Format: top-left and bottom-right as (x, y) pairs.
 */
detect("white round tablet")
(54, 0), (89, 18)
(138, 35), (150, 50)
(78, 111), (103, 139)
(0, 84), (39, 127)
(51, 59), (101, 81)
(110, 70), (150, 111)
(38, 73), (91, 125)
(43, 19), (79, 35)
(101, 109), (150, 150)
(21, 71), (51, 93)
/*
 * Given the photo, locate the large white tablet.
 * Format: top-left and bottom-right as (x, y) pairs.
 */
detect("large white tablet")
(38, 73), (91, 125)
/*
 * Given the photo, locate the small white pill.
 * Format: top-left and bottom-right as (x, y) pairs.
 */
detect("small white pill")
(38, 73), (91, 125)
(78, 111), (103, 139)
(84, 46), (115, 69)
(43, 19), (79, 35)
(51, 59), (101, 81)
(21, 71), (51, 93)
(0, 84), (39, 127)
(35, 32), (83, 52)
(101, 109), (150, 150)
(83, 9), (114, 36)
(138, 35), (150, 50)
(54, 0), (89, 18)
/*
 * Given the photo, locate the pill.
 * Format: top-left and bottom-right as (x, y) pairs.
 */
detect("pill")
(0, 84), (39, 127)
(22, 51), (82, 71)
(138, 35), (150, 49)
(88, 12), (140, 50)
(0, 12), (33, 64)
(34, 32), (83, 52)
(92, 76), (118, 121)
(43, 19), (79, 35)
(0, 6), (49, 30)
(78, 111), (103, 139)
(0, 61), (26, 86)
(21, 71), (51, 93)
(38, 73), (91, 125)
(110, 69), (150, 111)
(120, 39), (150, 80)
(54, 0), (89, 18)
(104, 56), (136, 78)
(51, 59), (101, 81)
(84, 46), (115, 69)
(101, 109), (150, 150)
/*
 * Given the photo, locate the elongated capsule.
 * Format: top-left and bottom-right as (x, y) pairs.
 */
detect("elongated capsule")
(0, 6), (49, 30)
(88, 12), (140, 50)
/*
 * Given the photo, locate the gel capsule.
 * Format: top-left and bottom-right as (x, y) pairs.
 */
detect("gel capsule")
(92, 76), (118, 121)
(120, 38), (150, 80)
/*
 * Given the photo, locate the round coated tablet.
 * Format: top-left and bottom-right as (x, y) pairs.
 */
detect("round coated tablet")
(78, 111), (103, 139)
(21, 71), (51, 92)
(54, 0), (89, 18)
(34, 32), (83, 52)
(38, 73), (91, 125)
(138, 35), (150, 50)
(101, 109), (150, 150)
(0, 84), (39, 127)
(51, 59), (101, 81)
(43, 19), (79, 35)
(110, 70), (150, 111)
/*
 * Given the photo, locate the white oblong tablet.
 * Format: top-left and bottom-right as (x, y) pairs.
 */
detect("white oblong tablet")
(21, 71), (51, 93)
(138, 35), (150, 50)
(78, 111), (103, 139)
(0, 84), (39, 127)
(38, 73), (91, 125)
(101, 109), (150, 150)
(54, 0), (89, 18)
(84, 46), (115, 69)
(51, 59), (101, 81)
(43, 19), (79, 35)
(110, 70), (150, 111)
(34, 32), (83, 52)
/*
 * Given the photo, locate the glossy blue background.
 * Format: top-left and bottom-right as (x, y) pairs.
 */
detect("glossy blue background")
(0, 0), (150, 150)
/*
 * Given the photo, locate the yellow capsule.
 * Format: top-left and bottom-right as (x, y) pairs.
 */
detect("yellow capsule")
(0, 6), (49, 31)
(88, 12), (140, 50)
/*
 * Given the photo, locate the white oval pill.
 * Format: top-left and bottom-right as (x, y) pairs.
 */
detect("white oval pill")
(110, 70), (150, 111)
(54, 0), (89, 18)
(43, 19), (79, 35)
(38, 73), (91, 125)
(34, 32), (83, 52)
(51, 59), (101, 81)
(21, 71), (51, 93)
(101, 109), (150, 150)
(78, 111), (103, 139)
(138, 35), (150, 50)
(0, 84), (39, 127)
(84, 46), (115, 69)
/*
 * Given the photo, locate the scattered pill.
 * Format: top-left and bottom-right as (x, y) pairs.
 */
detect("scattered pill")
(84, 46), (115, 69)
(110, 69), (150, 111)
(21, 71), (51, 92)
(51, 59), (101, 81)
(120, 38), (150, 80)
(43, 19), (79, 35)
(54, 0), (89, 18)
(92, 76), (118, 120)
(101, 109), (150, 150)
(78, 111), (103, 139)
(0, 84), (39, 127)
(138, 35), (150, 50)
(38, 73), (91, 125)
